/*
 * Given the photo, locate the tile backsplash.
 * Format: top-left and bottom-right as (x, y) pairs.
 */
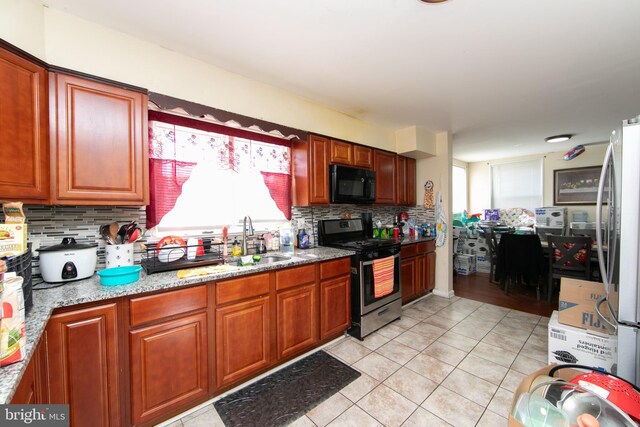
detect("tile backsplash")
(14, 204), (434, 275)
(16, 205), (146, 273)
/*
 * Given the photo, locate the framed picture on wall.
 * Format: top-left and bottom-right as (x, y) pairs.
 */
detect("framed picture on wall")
(553, 166), (608, 205)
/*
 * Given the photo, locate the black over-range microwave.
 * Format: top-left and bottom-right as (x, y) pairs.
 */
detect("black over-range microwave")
(330, 164), (376, 204)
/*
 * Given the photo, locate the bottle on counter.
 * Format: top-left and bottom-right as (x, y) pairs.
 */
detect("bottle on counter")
(231, 238), (242, 256)
(298, 226), (310, 249)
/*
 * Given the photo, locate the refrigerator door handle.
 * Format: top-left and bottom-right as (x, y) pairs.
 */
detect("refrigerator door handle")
(595, 295), (618, 333)
(596, 142), (613, 294)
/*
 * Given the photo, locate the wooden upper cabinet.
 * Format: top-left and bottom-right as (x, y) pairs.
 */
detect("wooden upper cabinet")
(292, 134), (330, 206)
(406, 157), (417, 206)
(50, 73), (148, 205)
(373, 150), (396, 204)
(0, 46), (50, 202)
(353, 145), (373, 169)
(396, 156), (408, 205)
(396, 156), (417, 206)
(329, 139), (353, 165)
(46, 303), (120, 427)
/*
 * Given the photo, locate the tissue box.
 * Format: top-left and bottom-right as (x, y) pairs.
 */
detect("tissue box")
(0, 224), (27, 257)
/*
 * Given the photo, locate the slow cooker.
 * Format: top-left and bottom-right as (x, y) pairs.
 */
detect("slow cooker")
(37, 237), (98, 283)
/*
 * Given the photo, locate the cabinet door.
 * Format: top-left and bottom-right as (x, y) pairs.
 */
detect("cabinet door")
(406, 157), (416, 206)
(277, 283), (318, 359)
(374, 150), (396, 204)
(426, 251), (436, 292)
(416, 253), (426, 296)
(216, 297), (270, 388)
(353, 145), (373, 169)
(11, 351), (37, 404)
(320, 275), (350, 339)
(330, 139), (353, 165)
(130, 312), (208, 425)
(400, 257), (417, 304)
(51, 73), (148, 205)
(46, 303), (120, 427)
(396, 155), (408, 205)
(0, 47), (50, 202)
(309, 135), (330, 204)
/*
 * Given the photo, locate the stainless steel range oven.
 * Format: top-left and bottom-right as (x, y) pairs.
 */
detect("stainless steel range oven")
(318, 218), (402, 340)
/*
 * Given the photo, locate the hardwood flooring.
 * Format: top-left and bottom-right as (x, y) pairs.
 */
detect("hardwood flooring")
(453, 271), (556, 317)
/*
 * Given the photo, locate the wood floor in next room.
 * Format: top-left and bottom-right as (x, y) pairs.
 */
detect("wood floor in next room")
(453, 272), (556, 317)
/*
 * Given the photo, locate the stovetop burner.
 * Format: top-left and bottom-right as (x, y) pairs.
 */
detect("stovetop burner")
(328, 239), (398, 251)
(317, 218), (401, 252)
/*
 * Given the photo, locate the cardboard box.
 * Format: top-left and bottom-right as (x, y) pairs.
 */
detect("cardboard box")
(535, 207), (567, 227)
(558, 278), (610, 333)
(548, 311), (617, 373)
(455, 254), (476, 275)
(0, 223), (27, 257)
(508, 364), (581, 427)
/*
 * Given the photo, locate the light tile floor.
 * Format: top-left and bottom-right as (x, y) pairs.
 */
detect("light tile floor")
(164, 296), (550, 427)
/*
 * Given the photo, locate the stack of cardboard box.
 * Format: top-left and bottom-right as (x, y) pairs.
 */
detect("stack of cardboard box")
(548, 278), (617, 373)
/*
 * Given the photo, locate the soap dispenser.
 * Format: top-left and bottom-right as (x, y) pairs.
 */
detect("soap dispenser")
(231, 238), (243, 257)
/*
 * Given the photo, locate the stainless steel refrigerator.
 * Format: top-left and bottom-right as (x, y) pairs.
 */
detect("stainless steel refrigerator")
(596, 115), (640, 385)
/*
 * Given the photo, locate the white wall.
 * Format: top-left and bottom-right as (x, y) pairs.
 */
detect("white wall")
(0, 1), (395, 151)
(417, 132), (453, 297)
(0, 0), (45, 59)
(467, 144), (608, 221)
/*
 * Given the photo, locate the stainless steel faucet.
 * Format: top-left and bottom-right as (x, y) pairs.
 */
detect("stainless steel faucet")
(242, 216), (254, 255)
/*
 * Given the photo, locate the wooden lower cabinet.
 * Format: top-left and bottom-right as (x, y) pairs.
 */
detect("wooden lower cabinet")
(401, 241), (437, 304)
(215, 296), (270, 388)
(400, 256), (418, 304)
(10, 336), (48, 404)
(46, 303), (120, 427)
(426, 251), (436, 292)
(129, 311), (209, 425)
(320, 275), (350, 339)
(276, 283), (318, 360)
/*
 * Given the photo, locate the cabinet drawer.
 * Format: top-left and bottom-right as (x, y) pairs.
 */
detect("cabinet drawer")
(216, 273), (270, 305)
(130, 285), (208, 327)
(418, 240), (436, 253)
(276, 264), (316, 291)
(319, 257), (351, 280)
(400, 244), (418, 258)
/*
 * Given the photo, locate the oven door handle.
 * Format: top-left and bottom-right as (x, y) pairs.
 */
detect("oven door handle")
(361, 252), (400, 266)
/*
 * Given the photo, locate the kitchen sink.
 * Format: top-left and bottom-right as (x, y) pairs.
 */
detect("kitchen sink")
(257, 255), (291, 263)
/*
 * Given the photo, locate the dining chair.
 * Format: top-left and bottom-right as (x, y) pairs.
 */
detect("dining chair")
(547, 235), (592, 302)
(484, 227), (499, 284)
(496, 233), (545, 299)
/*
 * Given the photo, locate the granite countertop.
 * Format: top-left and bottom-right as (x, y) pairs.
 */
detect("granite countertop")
(0, 246), (354, 404)
(399, 235), (436, 245)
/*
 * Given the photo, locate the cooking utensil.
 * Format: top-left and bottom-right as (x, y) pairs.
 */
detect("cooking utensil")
(117, 224), (127, 244)
(109, 222), (119, 244)
(37, 237), (98, 283)
(100, 224), (112, 244)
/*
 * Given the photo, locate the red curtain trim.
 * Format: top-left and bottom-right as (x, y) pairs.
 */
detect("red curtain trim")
(149, 110), (292, 148)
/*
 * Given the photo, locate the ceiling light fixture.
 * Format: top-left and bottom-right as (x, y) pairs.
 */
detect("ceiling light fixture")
(545, 134), (573, 144)
(420, 0), (449, 3)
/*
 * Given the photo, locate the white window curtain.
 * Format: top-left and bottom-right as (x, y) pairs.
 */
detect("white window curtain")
(491, 159), (542, 211)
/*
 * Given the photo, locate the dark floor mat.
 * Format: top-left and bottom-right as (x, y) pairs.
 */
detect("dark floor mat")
(214, 350), (360, 427)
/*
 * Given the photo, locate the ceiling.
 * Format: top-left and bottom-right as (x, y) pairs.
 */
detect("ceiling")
(41, 0), (640, 162)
